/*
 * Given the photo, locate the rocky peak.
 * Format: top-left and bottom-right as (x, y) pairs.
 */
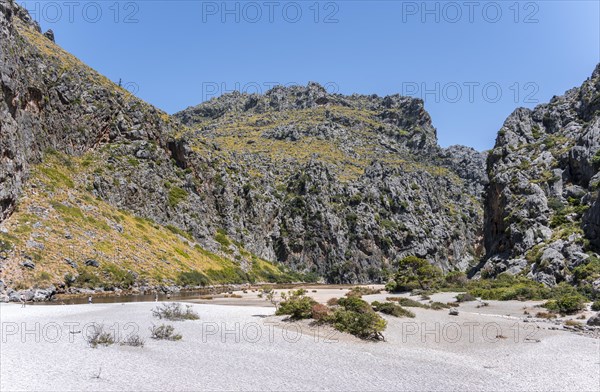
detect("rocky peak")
(480, 63), (600, 286)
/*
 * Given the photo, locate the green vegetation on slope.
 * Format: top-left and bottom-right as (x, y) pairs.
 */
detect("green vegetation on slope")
(0, 152), (300, 290)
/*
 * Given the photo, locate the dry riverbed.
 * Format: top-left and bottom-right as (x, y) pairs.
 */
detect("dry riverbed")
(1, 286), (599, 391)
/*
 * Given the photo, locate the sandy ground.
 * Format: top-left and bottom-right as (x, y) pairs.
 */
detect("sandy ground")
(1, 290), (599, 391)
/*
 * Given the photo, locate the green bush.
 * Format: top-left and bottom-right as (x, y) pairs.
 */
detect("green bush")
(591, 301), (600, 311)
(572, 256), (600, 284)
(465, 275), (551, 301)
(168, 187), (188, 207)
(372, 301), (415, 318)
(177, 270), (210, 287)
(592, 150), (600, 167)
(345, 286), (381, 298)
(543, 294), (586, 315)
(387, 256), (443, 292)
(386, 297), (428, 308)
(73, 268), (102, 289)
(331, 297), (387, 340)
(276, 289), (317, 320)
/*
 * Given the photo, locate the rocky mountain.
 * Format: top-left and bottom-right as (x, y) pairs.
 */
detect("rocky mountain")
(480, 64), (600, 289)
(2, 0), (598, 299)
(173, 86), (488, 282)
(0, 0), (487, 297)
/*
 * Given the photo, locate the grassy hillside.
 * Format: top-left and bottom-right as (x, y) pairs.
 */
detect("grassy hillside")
(0, 151), (300, 292)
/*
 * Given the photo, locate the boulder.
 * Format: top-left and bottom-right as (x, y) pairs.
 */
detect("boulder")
(587, 313), (600, 326)
(32, 286), (55, 301)
(43, 29), (54, 42)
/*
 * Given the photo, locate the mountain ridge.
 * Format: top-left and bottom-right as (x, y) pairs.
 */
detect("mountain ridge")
(1, 0), (599, 299)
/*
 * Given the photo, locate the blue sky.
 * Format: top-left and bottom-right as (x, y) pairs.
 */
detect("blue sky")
(23, 0), (600, 151)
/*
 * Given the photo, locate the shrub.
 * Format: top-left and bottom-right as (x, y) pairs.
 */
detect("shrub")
(591, 301), (600, 311)
(543, 294), (586, 315)
(311, 303), (331, 322)
(168, 187), (188, 207)
(444, 271), (468, 286)
(572, 256), (600, 284)
(177, 271), (209, 287)
(345, 286), (381, 298)
(430, 302), (450, 310)
(371, 301), (415, 318)
(465, 275), (551, 301)
(456, 293), (476, 302)
(565, 320), (582, 327)
(260, 286), (278, 306)
(387, 256), (443, 292)
(326, 297), (339, 306)
(152, 303), (200, 321)
(331, 298), (387, 341)
(276, 289), (317, 320)
(386, 297), (428, 308)
(120, 334), (145, 347)
(86, 324), (115, 348)
(535, 312), (557, 319)
(592, 150), (600, 167)
(150, 324), (182, 341)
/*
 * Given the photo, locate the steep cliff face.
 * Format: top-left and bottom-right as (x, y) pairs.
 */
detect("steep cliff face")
(172, 86), (487, 281)
(481, 65), (600, 287)
(0, 0), (176, 220)
(0, 0), (488, 289)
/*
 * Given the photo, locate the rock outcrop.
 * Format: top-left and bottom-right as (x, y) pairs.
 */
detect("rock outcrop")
(480, 64), (600, 286)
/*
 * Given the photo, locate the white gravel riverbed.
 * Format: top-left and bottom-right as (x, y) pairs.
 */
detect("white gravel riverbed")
(1, 298), (598, 391)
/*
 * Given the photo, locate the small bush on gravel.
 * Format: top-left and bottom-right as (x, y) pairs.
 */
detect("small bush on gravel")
(429, 301), (450, 310)
(456, 293), (476, 302)
(535, 311), (557, 319)
(591, 301), (600, 311)
(326, 297), (339, 306)
(345, 286), (381, 298)
(152, 303), (199, 321)
(150, 324), (182, 341)
(276, 289), (317, 320)
(120, 334), (145, 347)
(386, 297), (428, 308)
(372, 301), (415, 318)
(543, 295), (586, 315)
(86, 324), (115, 348)
(330, 297), (387, 340)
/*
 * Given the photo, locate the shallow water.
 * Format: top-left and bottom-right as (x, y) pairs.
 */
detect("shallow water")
(36, 283), (356, 305)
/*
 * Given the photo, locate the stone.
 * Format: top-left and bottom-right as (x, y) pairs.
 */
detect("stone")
(85, 259), (99, 268)
(21, 260), (35, 269)
(64, 258), (77, 268)
(587, 313), (600, 326)
(43, 29), (54, 42)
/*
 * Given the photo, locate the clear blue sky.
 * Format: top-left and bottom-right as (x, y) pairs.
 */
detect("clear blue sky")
(24, 0), (600, 151)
